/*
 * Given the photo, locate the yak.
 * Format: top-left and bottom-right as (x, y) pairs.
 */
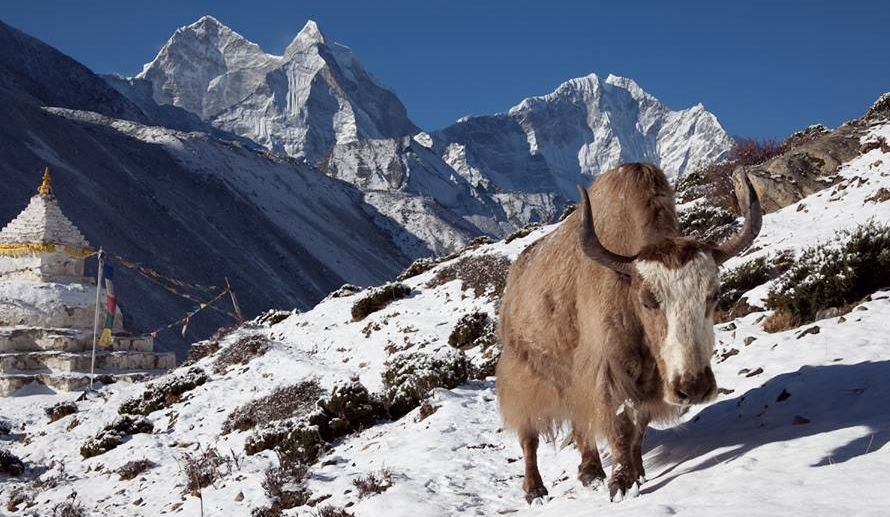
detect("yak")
(496, 163), (761, 502)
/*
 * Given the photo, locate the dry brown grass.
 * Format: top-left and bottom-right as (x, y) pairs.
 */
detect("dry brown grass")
(762, 310), (800, 333)
(427, 254), (511, 299)
(212, 335), (271, 374)
(117, 459), (157, 480)
(352, 468), (394, 499)
(222, 380), (322, 434)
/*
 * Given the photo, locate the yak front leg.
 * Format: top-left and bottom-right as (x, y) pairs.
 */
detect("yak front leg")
(605, 412), (640, 502)
(519, 428), (548, 503)
(631, 419), (649, 483)
(572, 426), (606, 489)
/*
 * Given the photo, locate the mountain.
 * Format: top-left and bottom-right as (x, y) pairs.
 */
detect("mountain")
(137, 17), (419, 162)
(4, 105), (889, 516)
(123, 17), (733, 248)
(0, 19), (422, 356)
(0, 16), (735, 355)
(432, 73), (734, 220)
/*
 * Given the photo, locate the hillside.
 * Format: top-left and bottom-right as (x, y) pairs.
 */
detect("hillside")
(1, 104), (888, 515)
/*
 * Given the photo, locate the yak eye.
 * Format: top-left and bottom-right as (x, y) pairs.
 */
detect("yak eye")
(641, 288), (659, 310)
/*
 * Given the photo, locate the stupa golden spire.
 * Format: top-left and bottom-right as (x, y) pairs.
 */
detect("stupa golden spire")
(38, 166), (53, 198)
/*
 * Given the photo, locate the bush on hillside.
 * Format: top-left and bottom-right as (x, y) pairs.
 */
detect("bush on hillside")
(223, 380), (322, 434)
(351, 283), (412, 321)
(80, 415), (153, 459)
(44, 401), (77, 423)
(118, 367), (208, 416)
(765, 222), (890, 328)
(314, 381), (386, 440)
(382, 351), (471, 419)
(505, 224), (541, 244)
(397, 257), (440, 281)
(0, 449), (24, 476)
(427, 254), (511, 299)
(558, 203), (577, 222)
(212, 335), (271, 374)
(678, 203), (739, 243)
(117, 459), (157, 480)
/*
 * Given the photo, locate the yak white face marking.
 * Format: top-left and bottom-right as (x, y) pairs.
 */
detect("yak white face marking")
(635, 252), (719, 382)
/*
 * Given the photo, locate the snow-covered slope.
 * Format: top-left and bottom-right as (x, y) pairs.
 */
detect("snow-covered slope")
(3, 117), (888, 516)
(433, 73), (733, 220)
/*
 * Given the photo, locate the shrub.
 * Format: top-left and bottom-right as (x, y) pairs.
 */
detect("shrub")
(505, 224), (541, 244)
(678, 203), (739, 243)
(254, 309), (293, 327)
(52, 500), (86, 517)
(397, 257), (440, 281)
(718, 257), (771, 313)
(223, 380), (323, 434)
(329, 284), (362, 298)
(119, 367), (208, 416)
(0, 418), (12, 435)
(314, 381), (385, 440)
(183, 340), (220, 366)
(212, 335), (271, 374)
(183, 446), (231, 496)
(80, 416), (153, 458)
(766, 222), (890, 326)
(262, 449), (311, 511)
(244, 421), (325, 464)
(117, 459), (157, 480)
(558, 203), (577, 222)
(314, 506), (356, 517)
(427, 254), (511, 299)
(352, 468), (394, 499)
(6, 487), (34, 512)
(0, 449), (24, 476)
(244, 380), (385, 460)
(45, 401), (77, 423)
(351, 283), (412, 321)
(448, 312), (491, 350)
(382, 351), (470, 419)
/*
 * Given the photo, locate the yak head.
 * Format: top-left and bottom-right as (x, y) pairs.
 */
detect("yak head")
(576, 173), (762, 406)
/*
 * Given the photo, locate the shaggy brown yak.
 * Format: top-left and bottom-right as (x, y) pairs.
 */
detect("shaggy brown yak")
(497, 163), (761, 503)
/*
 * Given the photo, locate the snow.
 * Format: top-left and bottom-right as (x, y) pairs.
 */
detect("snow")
(2, 119), (889, 516)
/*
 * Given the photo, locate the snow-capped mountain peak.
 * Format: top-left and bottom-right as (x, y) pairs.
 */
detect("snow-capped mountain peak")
(286, 19), (326, 52)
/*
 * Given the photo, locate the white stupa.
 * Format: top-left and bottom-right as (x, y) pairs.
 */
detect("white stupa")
(0, 168), (175, 395)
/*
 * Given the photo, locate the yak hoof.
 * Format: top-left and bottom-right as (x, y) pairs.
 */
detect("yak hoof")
(580, 473), (606, 491)
(609, 474), (640, 503)
(524, 486), (549, 505)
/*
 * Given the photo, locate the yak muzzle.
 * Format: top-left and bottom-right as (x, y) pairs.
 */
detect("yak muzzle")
(668, 366), (717, 406)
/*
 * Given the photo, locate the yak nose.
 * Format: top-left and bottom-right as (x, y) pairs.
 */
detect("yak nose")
(671, 366), (717, 405)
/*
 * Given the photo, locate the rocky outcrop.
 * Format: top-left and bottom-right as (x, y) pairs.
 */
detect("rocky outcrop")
(741, 124), (862, 212)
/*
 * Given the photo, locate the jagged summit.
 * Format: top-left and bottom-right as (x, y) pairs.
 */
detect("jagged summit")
(133, 17), (417, 161)
(434, 71), (733, 206)
(286, 19), (326, 51)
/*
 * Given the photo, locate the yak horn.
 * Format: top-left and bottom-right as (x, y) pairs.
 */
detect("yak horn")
(713, 172), (762, 264)
(577, 185), (636, 276)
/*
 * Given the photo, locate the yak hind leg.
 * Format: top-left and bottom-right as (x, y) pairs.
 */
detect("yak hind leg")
(519, 428), (548, 503)
(572, 427), (606, 489)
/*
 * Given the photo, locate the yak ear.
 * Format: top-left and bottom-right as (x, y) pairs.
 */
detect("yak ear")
(576, 185), (636, 277)
(713, 172), (762, 264)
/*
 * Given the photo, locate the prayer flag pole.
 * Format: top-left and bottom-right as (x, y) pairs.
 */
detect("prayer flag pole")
(89, 248), (105, 391)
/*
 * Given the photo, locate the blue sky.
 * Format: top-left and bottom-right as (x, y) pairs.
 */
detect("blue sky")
(2, 0), (887, 138)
